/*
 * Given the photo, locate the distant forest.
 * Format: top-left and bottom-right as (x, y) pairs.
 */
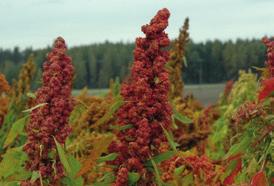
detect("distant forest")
(0, 39), (266, 89)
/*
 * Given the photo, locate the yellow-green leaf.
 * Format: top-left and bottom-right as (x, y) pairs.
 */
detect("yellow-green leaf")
(54, 137), (72, 175)
(145, 151), (175, 168)
(97, 153), (118, 163)
(26, 92), (36, 99)
(109, 124), (133, 131)
(151, 158), (163, 186)
(3, 116), (28, 148)
(160, 124), (178, 152)
(128, 172), (140, 185)
(30, 171), (40, 183)
(173, 111), (192, 124)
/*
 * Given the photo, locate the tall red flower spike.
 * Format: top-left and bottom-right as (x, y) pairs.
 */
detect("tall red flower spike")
(259, 37), (274, 101)
(22, 37), (74, 185)
(262, 37), (274, 78)
(108, 8), (172, 186)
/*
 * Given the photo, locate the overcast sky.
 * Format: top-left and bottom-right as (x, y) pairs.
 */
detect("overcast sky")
(0, 0), (273, 49)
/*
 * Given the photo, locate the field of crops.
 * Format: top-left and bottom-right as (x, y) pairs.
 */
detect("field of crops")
(0, 8), (273, 186)
(73, 84), (226, 106)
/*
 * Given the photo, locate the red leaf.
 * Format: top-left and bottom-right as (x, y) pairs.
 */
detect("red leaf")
(251, 171), (268, 186)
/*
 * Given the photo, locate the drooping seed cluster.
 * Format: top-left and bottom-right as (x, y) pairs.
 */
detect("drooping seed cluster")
(108, 8), (172, 185)
(22, 37), (74, 185)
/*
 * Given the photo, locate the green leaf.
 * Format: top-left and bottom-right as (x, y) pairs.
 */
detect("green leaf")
(171, 115), (178, 130)
(153, 150), (175, 163)
(173, 111), (192, 124)
(97, 153), (118, 163)
(3, 116), (28, 148)
(22, 103), (47, 113)
(61, 155), (84, 186)
(30, 171), (40, 183)
(109, 124), (133, 131)
(112, 77), (121, 97)
(56, 139), (84, 186)
(101, 172), (115, 183)
(151, 158), (163, 186)
(0, 146), (31, 180)
(128, 172), (140, 185)
(110, 97), (123, 113)
(160, 124), (178, 152)
(54, 137), (72, 175)
(225, 135), (251, 159)
(62, 176), (84, 186)
(26, 92), (36, 98)
(93, 172), (115, 186)
(145, 151), (175, 168)
(181, 173), (193, 186)
(174, 165), (185, 176)
(0, 110), (16, 151)
(67, 155), (82, 177)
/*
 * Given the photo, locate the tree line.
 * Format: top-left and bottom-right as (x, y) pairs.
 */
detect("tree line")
(0, 39), (266, 89)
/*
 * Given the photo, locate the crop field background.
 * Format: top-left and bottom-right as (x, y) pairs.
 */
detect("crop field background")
(73, 84), (226, 106)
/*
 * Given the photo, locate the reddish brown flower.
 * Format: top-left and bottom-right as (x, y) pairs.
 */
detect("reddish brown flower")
(108, 8), (172, 185)
(262, 37), (274, 78)
(22, 37), (74, 185)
